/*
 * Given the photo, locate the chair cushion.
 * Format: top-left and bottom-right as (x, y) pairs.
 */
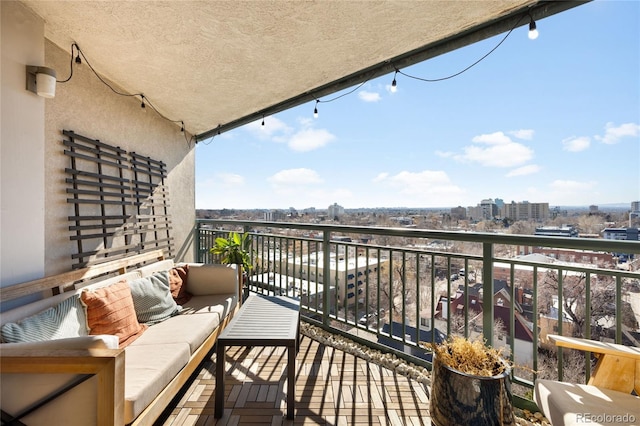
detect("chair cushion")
(535, 379), (640, 426)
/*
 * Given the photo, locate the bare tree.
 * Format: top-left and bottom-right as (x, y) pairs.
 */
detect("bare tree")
(540, 271), (637, 338)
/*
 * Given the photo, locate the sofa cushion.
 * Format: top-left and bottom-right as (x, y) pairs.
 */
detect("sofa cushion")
(181, 293), (237, 318)
(80, 279), (148, 348)
(130, 308), (221, 354)
(123, 342), (190, 424)
(1, 295), (88, 343)
(186, 264), (238, 296)
(170, 265), (192, 305)
(128, 271), (179, 325)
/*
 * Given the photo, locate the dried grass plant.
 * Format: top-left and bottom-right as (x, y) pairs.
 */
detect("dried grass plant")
(422, 335), (509, 376)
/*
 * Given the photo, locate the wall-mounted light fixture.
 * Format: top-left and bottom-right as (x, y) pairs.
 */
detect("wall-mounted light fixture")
(26, 66), (57, 98)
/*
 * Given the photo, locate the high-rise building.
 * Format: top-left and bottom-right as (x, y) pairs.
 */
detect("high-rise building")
(502, 201), (549, 221)
(328, 203), (345, 219)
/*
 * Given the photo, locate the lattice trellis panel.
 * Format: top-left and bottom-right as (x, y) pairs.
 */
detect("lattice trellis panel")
(63, 130), (174, 268)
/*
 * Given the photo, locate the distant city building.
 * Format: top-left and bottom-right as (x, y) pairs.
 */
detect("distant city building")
(503, 201), (549, 221)
(450, 206), (467, 220)
(480, 198), (498, 219)
(630, 201), (640, 227)
(535, 225), (578, 237)
(550, 206), (568, 219)
(602, 227), (639, 241)
(267, 250), (387, 307)
(391, 216), (413, 226)
(328, 203), (345, 219)
(467, 205), (482, 221)
(494, 198), (505, 210)
(589, 205), (599, 213)
(264, 210), (286, 221)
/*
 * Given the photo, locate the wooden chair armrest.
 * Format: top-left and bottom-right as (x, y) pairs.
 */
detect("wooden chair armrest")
(548, 334), (640, 360)
(1, 348), (125, 426)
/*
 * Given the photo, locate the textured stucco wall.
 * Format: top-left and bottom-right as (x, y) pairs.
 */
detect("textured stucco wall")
(1, 1), (46, 299)
(44, 40), (196, 275)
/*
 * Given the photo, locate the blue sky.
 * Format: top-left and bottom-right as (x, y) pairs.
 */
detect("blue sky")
(196, 1), (639, 211)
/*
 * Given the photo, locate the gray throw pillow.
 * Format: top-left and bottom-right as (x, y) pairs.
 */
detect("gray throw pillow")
(128, 271), (179, 325)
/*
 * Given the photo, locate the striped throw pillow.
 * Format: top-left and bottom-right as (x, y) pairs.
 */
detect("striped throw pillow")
(81, 279), (147, 348)
(128, 271), (179, 325)
(1, 295), (88, 343)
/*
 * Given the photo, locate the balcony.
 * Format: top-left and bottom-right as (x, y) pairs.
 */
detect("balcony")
(152, 218), (640, 423)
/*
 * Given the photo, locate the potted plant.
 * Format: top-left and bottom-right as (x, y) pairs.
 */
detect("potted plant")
(209, 231), (253, 304)
(424, 336), (514, 426)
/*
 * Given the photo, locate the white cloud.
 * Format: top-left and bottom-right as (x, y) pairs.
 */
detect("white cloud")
(218, 173), (244, 185)
(595, 122), (640, 144)
(358, 91), (382, 102)
(506, 165), (541, 177)
(456, 138), (533, 167)
(549, 179), (596, 192)
(509, 129), (535, 140)
(471, 131), (513, 145)
(372, 172), (389, 182)
(436, 150), (454, 158)
(245, 116), (292, 140)
(288, 128), (336, 152)
(376, 170), (463, 196)
(268, 168), (323, 186)
(562, 136), (591, 152)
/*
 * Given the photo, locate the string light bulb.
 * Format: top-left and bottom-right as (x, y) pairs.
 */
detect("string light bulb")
(313, 100), (319, 119)
(390, 70), (398, 93)
(180, 121), (185, 133)
(528, 17), (539, 40)
(262, 115), (265, 126)
(140, 95), (146, 110)
(75, 53), (82, 65)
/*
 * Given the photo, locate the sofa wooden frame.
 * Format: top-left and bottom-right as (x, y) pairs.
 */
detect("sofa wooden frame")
(0, 250), (236, 426)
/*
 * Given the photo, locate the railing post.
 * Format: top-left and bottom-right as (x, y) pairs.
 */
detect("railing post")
(194, 221), (201, 262)
(323, 230), (331, 327)
(482, 242), (494, 346)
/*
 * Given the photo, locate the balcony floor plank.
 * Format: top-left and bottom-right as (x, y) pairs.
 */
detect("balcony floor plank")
(155, 334), (432, 425)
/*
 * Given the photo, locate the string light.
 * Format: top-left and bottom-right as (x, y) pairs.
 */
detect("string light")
(262, 115), (265, 126)
(313, 100), (319, 119)
(57, 43), (191, 145)
(394, 11), (531, 85)
(528, 16), (539, 40)
(390, 70), (398, 93)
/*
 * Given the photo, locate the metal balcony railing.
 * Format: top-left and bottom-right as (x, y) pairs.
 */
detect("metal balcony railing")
(195, 219), (640, 408)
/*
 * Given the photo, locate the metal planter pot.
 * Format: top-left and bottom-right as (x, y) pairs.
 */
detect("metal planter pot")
(430, 355), (515, 426)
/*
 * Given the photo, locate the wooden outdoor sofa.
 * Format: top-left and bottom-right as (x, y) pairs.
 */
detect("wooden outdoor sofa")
(0, 250), (239, 425)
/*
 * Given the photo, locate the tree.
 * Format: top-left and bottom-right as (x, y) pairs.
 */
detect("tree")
(539, 271), (637, 339)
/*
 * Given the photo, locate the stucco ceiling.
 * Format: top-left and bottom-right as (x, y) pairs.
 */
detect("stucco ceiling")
(21, 1), (585, 140)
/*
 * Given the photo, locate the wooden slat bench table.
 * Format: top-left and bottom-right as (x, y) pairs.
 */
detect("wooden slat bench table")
(214, 294), (300, 420)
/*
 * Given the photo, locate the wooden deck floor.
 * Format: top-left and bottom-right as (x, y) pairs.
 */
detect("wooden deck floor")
(155, 333), (432, 425)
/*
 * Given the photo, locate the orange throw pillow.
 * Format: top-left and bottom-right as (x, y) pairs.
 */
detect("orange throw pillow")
(169, 265), (192, 305)
(80, 279), (148, 348)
